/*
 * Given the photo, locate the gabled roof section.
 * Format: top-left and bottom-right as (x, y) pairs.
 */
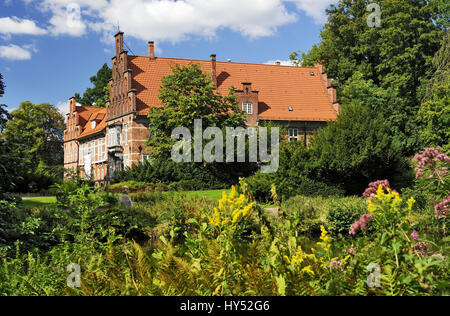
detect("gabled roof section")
(128, 56), (338, 122)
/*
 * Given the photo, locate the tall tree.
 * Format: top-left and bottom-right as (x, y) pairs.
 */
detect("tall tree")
(301, 0), (449, 154)
(418, 30), (450, 153)
(3, 101), (65, 170)
(309, 74), (406, 194)
(75, 63), (112, 107)
(0, 73), (10, 132)
(146, 63), (247, 158)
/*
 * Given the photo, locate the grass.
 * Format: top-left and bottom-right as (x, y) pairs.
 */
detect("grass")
(19, 190), (230, 209)
(20, 196), (57, 209)
(175, 189), (231, 200)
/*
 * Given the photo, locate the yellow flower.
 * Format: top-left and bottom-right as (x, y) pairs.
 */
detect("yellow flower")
(301, 266), (315, 276)
(407, 197), (416, 211)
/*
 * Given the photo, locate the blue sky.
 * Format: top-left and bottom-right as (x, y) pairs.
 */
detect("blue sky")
(0, 0), (337, 115)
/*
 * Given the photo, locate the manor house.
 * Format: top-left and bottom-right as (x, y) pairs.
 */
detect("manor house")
(63, 32), (340, 182)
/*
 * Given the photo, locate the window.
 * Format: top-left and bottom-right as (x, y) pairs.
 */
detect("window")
(80, 143), (84, 163)
(288, 128), (299, 142)
(123, 154), (129, 169)
(242, 103), (253, 115)
(90, 140), (94, 157)
(142, 154), (152, 163)
(99, 139), (103, 160)
(91, 120), (96, 130)
(124, 124), (128, 146)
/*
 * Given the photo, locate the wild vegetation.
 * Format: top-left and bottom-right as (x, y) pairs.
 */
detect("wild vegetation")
(0, 150), (448, 295)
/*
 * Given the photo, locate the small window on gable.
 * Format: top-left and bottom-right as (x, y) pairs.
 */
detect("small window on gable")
(91, 121), (96, 129)
(243, 103), (253, 115)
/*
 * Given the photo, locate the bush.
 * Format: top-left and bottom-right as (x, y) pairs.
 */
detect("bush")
(114, 159), (254, 190)
(243, 172), (343, 203)
(129, 191), (165, 203)
(326, 199), (367, 235)
(108, 181), (150, 193)
(309, 100), (408, 195)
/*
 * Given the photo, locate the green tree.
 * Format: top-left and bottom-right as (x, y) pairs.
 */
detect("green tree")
(309, 74), (407, 195)
(146, 63), (247, 158)
(0, 73), (10, 132)
(301, 0), (449, 154)
(0, 73), (21, 195)
(3, 101), (65, 171)
(418, 30), (450, 153)
(75, 63), (111, 107)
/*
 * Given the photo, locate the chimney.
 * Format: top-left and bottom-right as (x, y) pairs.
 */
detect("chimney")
(69, 97), (76, 114)
(148, 41), (155, 60)
(210, 54), (217, 88)
(114, 31), (124, 57)
(275, 61), (281, 66)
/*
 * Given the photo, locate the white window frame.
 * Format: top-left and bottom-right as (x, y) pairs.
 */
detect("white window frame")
(123, 154), (129, 168)
(288, 128), (299, 142)
(124, 124), (128, 146)
(242, 102), (253, 115)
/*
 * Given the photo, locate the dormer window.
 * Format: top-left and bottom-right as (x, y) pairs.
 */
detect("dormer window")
(91, 121), (96, 129)
(243, 102), (253, 115)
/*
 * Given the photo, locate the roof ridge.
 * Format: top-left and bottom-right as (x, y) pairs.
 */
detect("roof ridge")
(129, 55), (319, 69)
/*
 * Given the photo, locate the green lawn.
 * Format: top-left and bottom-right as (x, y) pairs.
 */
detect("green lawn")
(19, 190), (229, 209)
(21, 196), (57, 209)
(174, 189), (231, 200)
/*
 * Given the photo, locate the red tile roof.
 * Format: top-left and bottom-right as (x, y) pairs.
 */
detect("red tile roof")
(128, 56), (337, 122)
(77, 107), (106, 139)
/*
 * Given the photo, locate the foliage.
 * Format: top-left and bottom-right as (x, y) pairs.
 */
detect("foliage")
(74, 63), (112, 107)
(0, 73), (8, 132)
(146, 63), (247, 158)
(326, 201), (367, 235)
(309, 98), (408, 195)
(114, 159), (252, 190)
(301, 0), (449, 154)
(2, 101), (64, 192)
(108, 181), (150, 193)
(418, 31), (450, 153)
(0, 148), (448, 296)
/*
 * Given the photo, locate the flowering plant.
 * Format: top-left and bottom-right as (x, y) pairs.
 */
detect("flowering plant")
(413, 148), (450, 221)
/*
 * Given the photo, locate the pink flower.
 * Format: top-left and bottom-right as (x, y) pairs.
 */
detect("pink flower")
(414, 242), (430, 258)
(347, 248), (356, 255)
(431, 254), (445, 260)
(411, 231), (418, 240)
(434, 196), (449, 219)
(328, 260), (344, 270)
(363, 180), (390, 199)
(349, 214), (373, 235)
(413, 147), (450, 180)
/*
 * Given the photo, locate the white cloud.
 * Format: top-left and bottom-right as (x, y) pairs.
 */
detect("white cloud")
(24, 0), (336, 41)
(56, 100), (81, 116)
(265, 59), (295, 66)
(0, 16), (47, 35)
(286, 0), (337, 24)
(56, 100), (70, 115)
(0, 44), (34, 60)
(38, 0), (298, 41)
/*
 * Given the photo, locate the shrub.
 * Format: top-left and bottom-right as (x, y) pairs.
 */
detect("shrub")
(108, 181), (150, 193)
(326, 200), (366, 235)
(129, 191), (165, 203)
(309, 101), (408, 195)
(114, 159), (253, 190)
